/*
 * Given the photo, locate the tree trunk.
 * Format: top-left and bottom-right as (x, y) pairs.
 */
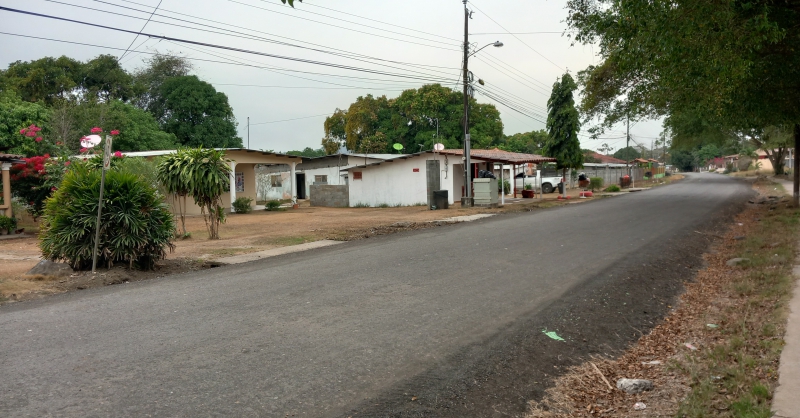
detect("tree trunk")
(562, 168), (567, 198)
(794, 123), (800, 207)
(768, 147), (787, 175)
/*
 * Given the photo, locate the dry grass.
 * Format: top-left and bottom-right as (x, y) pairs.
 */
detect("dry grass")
(526, 178), (798, 417)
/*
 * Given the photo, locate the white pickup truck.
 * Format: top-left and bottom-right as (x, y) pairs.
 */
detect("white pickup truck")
(514, 172), (564, 194)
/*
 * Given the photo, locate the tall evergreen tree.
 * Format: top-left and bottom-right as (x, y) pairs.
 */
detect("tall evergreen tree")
(543, 73), (583, 198)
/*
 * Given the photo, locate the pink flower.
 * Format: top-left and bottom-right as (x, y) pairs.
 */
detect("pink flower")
(51, 187), (57, 192)
(90, 127), (103, 134)
(25, 130), (37, 137)
(114, 151), (123, 157)
(110, 130), (120, 136)
(35, 137), (43, 142)
(19, 128), (26, 135)
(56, 142), (62, 145)
(64, 161), (71, 166)
(80, 147), (88, 153)
(43, 154), (50, 158)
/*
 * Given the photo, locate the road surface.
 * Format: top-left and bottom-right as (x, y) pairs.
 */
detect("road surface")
(0, 173), (751, 417)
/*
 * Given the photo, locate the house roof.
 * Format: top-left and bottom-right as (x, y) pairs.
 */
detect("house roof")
(0, 153), (25, 164)
(437, 148), (557, 164)
(343, 151), (456, 171)
(586, 151), (626, 164)
(113, 148), (301, 161)
(630, 158), (650, 164)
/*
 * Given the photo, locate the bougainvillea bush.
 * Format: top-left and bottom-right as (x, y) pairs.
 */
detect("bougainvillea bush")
(10, 155), (52, 219)
(39, 164), (175, 270)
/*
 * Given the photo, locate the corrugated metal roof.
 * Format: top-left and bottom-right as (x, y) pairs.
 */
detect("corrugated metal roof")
(438, 148), (557, 164)
(104, 148), (301, 160)
(0, 153), (25, 163)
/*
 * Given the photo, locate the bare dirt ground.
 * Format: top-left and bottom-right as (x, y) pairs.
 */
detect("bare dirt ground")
(525, 176), (795, 417)
(0, 174), (684, 305)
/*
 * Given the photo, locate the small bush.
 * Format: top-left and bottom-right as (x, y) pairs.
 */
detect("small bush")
(39, 166), (175, 270)
(589, 177), (603, 191)
(665, 171), (672, 177)
(265, 200), (282, 211)
(499, 179), (511, 194)
(352, 202), (370, 208)
(232, 196), (253, 213)
(524, 183), (533, 190)
(606, 184), (621, 192)
(377, 203), (390, 208)
(0, 215), (18, 234)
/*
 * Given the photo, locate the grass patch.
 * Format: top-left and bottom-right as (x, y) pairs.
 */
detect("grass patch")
(675, 187), (799, 417)
(208, 247), (260, 257)
(255, 235), (314, 247)
(352, 202), (370, 208)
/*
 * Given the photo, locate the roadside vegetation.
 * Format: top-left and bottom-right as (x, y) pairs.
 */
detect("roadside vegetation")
(527, 178), (798, 417)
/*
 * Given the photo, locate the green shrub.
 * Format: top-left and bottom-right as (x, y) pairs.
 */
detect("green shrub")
(39, 166), (175, 270)
(524, 183), (533, 190)
(499, 179), (511, 194)
(352, 202), (370, 208)
(232, 196), (253, 213)
(377, 203), (390, 208)
(265, 200), (282, 211)
(589, 177), (604, 191)
(0, 215), (18, 234)
(606, 184), (621, 192)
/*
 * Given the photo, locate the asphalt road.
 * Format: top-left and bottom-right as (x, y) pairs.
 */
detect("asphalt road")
(0, 173), (751, 417)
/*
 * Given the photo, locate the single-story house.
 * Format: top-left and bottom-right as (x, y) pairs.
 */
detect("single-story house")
(257, 153), (400, 201)
(585, 151), (626, 165)
(339, 148), (556, 207)
(118, 148), (302, 215)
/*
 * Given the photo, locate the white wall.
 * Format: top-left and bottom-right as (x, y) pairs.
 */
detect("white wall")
(302, 165), (346, 197)
(347, 154), (464, 207)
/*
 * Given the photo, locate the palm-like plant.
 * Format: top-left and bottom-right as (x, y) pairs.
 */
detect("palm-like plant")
(157, 152), (191, 237)
(157, 148), (231, 239)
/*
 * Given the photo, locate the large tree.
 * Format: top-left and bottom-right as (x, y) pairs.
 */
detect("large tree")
(153, 76), (242, 148)
(566, 0), (800, 202)
(322, 84), (503, 154)
(132, 54), (193, 113)
(543, 73), (583, 198)
(0, 91), (51, 156)
(1, 56), (82, 105)
(499, 130), (550, 154)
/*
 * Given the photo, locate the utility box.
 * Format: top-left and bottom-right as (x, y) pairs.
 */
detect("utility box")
(473, 178), (499, 207)
(431, 190), (449, 210)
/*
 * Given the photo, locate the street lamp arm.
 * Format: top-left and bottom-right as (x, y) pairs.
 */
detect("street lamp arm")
(467, 41), (503, 58)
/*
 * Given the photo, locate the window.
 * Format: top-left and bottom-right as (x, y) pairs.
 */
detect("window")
(314, 175), (328, 183)
(235, 172), (245, 192)
(353, 171), (362, 180)
(271, 175), (282, 187)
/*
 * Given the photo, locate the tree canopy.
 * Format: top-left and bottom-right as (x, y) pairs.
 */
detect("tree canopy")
(498, 130), (550, 155)
(322, 84), (503, 154)
(153, 76), (242, 148)
(613, 146), (640, 162)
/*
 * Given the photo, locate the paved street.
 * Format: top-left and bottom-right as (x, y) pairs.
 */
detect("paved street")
(0, 173), (751, 417)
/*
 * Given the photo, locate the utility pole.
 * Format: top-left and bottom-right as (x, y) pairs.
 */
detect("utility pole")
(461, 0), (473, 207)
(626, 117), (630, 188)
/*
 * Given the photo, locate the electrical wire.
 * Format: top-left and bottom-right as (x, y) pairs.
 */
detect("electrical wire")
(249, 113), (330, 126)
(41, 0), (460, 81)
(473, 56), (551, 98)
(98, 0), (461, 71)
(117, 0), (162, 61)
(229, 0), (461, 51)
(468, 1), (565, 71)
(251, 0), (460, 47)
(479, 51), (553, 90)
(0, 6), (460, 84)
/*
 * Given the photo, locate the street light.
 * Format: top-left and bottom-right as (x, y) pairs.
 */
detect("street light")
(461, 0), (503, 207)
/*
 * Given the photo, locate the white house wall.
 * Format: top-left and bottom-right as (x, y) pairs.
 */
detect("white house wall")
(348, 154), (462, 207)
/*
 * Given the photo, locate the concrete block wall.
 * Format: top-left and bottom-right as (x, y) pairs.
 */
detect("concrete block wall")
(310, 185), (349, 207)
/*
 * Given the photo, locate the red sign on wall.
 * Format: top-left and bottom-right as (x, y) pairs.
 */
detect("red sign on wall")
(412, 168), (420, 172)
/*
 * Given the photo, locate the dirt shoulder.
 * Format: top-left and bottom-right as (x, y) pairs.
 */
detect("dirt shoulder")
(525, 177), (797, 417)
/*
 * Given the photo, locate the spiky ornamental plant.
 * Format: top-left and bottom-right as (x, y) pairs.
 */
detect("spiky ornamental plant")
(39, 165), (175, 270)
(159, 148), (231, 240)
(156, 151), (191, 237)
(543, 73), (584, 198)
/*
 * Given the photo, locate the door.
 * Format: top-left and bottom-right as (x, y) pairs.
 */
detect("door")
(296, 173), (306, 199)
(426, 160), (441, 208)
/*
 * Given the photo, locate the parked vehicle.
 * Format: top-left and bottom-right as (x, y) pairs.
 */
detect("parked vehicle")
(514, 173), (564, 194)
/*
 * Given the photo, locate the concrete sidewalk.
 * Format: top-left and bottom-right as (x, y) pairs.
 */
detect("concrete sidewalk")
(770, 177), (800, 417)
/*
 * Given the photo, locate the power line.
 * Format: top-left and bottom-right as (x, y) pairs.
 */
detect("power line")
(0, 6), (459, 84)
(229, 0), (461, 51)
(468, 1), (565, 71)
(117, 0), (162, 61)
(0, 31), (450, 93)
(251, 0), (460, 47)
(215, 83), (411, 91)
(471, 31), (575, 35)
(44, 0), (459, 81)
(250, 113), (330, 126)
(473, 56), (551, 99)
(100, 0), (461, 71)
(302, 2), (461, 43)
(479, 51), (553, 90)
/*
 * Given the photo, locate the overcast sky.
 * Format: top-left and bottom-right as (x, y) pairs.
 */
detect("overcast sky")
(0, 0), (663, 153)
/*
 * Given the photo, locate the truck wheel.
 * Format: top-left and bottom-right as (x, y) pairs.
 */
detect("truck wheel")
(542, 183), (554, 194)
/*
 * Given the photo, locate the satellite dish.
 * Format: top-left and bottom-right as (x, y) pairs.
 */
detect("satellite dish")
(433, 143), (445, 151)
(392, 143), (404, 151)
(80, 135), (102, 148)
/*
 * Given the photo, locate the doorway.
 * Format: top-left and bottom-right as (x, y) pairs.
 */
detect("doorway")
(295, 173), (306, 199)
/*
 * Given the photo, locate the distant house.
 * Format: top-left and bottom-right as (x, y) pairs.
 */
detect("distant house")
(257, 153), (400, 200)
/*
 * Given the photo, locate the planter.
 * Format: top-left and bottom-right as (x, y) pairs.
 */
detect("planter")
(292, 203), (300, 209)
(521, 189), (535, 198)
(578, 179), (590, 188)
